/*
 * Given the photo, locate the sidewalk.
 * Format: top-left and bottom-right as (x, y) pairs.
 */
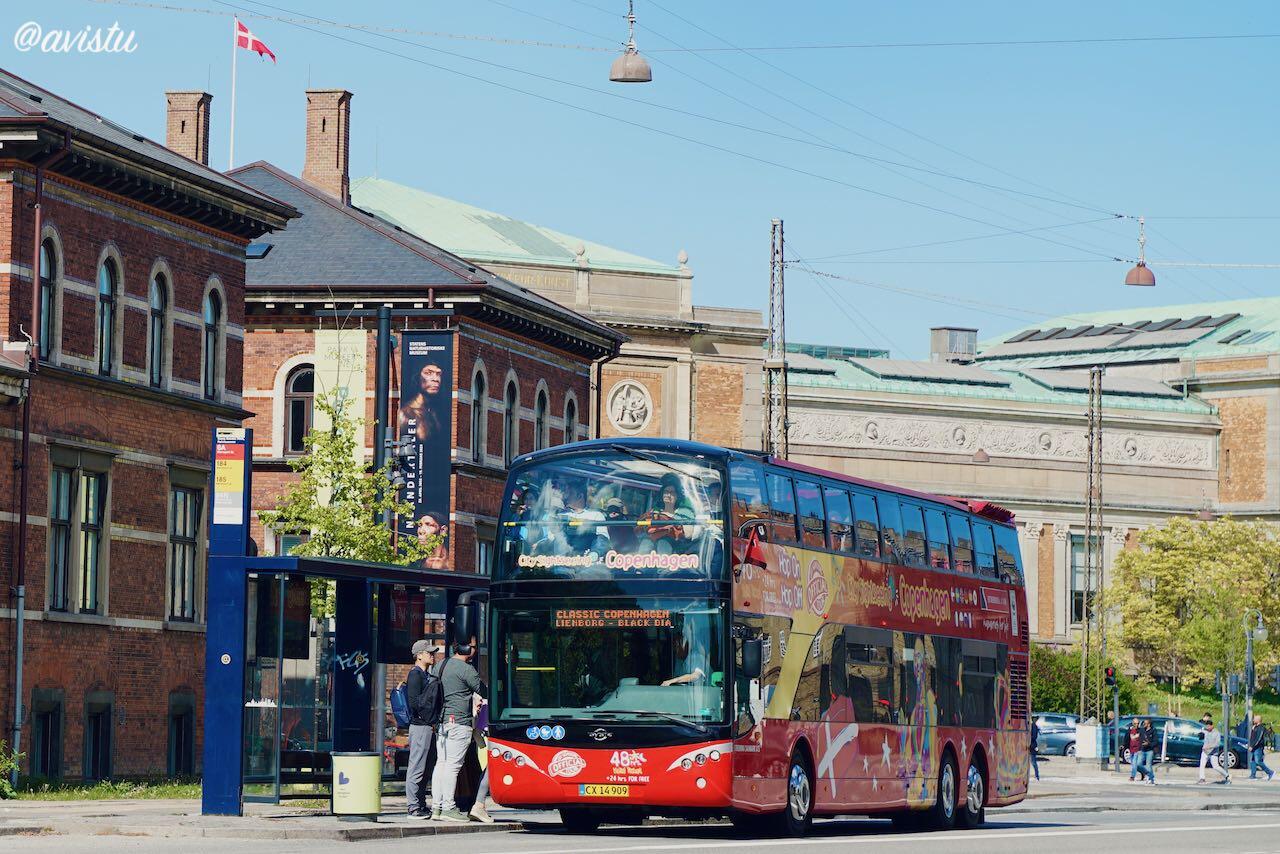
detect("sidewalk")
(0, 798), (541, 842)
(1017, 755), (1280, 813)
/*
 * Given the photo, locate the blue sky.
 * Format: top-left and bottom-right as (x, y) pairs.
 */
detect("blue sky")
(9, 2), (1280, 357)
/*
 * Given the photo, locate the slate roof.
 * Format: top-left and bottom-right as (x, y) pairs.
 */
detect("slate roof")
(0, 68), (290, 218)
(230, 163), (623, 343)
(978, 297), (1280, 368)
(350, 176), (681, 275)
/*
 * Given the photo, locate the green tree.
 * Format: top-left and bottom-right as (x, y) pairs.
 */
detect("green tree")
(259, 387), (435, 616)
(1109, 517), (1280, 690)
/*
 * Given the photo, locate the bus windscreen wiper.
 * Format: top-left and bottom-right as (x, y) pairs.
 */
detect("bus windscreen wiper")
(609, 444), (709, 484)
(591, 709), (709, 734)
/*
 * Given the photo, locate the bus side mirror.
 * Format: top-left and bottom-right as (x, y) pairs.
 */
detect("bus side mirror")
(742, 527), (768, 568)
(454, 602), (478, 645)
(742, 638), (763, 680)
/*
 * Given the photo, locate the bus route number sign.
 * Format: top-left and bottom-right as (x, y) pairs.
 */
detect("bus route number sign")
(555, 609), (672, 629)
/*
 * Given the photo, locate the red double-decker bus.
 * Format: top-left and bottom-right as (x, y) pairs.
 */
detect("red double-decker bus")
(484, 438), (1029, 835)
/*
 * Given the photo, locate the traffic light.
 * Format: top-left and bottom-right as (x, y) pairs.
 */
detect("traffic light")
(1104, 666), (1117, 688)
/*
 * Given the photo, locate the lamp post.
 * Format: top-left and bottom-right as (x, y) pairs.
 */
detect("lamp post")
(1244, 610), (1268, 778)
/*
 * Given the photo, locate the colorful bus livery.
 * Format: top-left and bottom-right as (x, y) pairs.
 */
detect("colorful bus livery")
(485, 439), (1029, 835)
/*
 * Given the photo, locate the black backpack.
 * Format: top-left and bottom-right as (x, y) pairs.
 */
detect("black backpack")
(420, 659), (451, 726)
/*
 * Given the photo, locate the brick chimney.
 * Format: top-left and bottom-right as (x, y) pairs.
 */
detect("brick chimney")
(165, 91), (212, 166)
(302, 89), (353, 204)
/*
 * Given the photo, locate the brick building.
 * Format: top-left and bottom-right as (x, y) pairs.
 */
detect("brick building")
(0, 71), (294, 780)
(222, 90), (623, 573)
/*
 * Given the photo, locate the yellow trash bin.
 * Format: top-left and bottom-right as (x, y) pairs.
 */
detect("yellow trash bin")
(332, 751), (382, 821)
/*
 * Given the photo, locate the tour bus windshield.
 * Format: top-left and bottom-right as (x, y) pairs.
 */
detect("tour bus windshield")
(492, 598), (726, 725)
(496, 448), (725, 580)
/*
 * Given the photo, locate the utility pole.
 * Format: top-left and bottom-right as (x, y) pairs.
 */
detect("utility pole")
(763, 219), (788, 458)
(1080, 366), (1108, 757)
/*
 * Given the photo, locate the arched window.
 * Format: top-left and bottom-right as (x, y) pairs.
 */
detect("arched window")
(470, 369), (487, 463)
(284, 366), (314, 455)
(534, 388), (548, 451)
(149, 274), (167, 387)
(203, 290), (222, 399)
(96, 259), (117, 375)
(503, 379), (519, 467)
(38, 240), (56, 361)
(564, 398), (577, 446)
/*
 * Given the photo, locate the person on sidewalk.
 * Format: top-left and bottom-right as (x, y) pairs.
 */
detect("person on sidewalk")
(1198, 719), (1230, 784)
(1137, 718), (1156, 785)
(1127, 722), (1145, 782)
(1248, 713), (1275, 781)
(469, 692), (494, 823)
(431, 642), (485, 822)
(404, 640), (438, 818)
(1029, 718), (1041, 782)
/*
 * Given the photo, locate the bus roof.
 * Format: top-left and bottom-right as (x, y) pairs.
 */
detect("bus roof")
(512, 437), (1016, 527)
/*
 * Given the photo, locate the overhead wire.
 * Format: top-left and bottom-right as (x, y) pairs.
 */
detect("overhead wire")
(637, 1), (1149, 268)
(211, 0), (1136, 263)
(638, 1), (1212, 277)
(786, 242), (907, 356)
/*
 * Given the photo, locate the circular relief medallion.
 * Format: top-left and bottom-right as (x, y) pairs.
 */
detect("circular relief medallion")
(607, 380), (653, 433)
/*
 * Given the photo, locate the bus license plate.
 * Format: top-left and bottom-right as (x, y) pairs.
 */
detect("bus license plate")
(579, 784), (629, 798)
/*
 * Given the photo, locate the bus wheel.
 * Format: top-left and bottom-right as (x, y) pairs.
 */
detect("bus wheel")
(959, 759), (986, 829)
(559, 808), (601, 833)
(776, 751), (814, 837)
(927, 753), (958, 831)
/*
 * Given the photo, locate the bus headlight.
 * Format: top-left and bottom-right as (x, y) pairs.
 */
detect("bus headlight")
(502, 751), (513, 762)
(709, 750), (721, 761)
(516, 756), (526, 767)
(695, 753), (707, 765)
(491, 748), (501, 759)
(681, 758), (693, 771)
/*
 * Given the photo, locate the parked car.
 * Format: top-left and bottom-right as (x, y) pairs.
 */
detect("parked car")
(1109, 716), (1249, 769)
(1034, 712), (1080, 756)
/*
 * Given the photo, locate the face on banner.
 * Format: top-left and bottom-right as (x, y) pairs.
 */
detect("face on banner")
(397, 331), (454, 568)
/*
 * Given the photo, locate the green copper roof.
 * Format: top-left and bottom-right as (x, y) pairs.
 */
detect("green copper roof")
(786, 354), (1215, 415)
(349, 176), (681, 275)
(978, 296), (1280, 366)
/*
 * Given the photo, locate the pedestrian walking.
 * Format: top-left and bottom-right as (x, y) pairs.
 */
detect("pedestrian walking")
(1029, 718), (1041, 782)
(1198, 719), (1230, 784)
(1248, 713), (1275, 781)
(1137, 718), (1156, 785)
(1127, 722), (1144, 782)
(404, 640), (438, 817)
(431, 641), (485, 821)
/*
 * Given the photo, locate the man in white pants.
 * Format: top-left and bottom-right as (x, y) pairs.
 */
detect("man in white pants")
(1198, 719), (1230, 784)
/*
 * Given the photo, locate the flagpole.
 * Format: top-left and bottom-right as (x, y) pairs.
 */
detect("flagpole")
(229, 18), (238, 170)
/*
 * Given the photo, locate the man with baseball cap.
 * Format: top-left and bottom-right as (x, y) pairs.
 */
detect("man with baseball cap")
(405, 639), (437, 817)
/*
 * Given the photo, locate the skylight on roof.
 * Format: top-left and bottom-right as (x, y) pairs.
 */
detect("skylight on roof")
(1006, 329), (1039, 344)
(1143, 318), (1181, 332)
(1220, 329), (1251, 344)
(1172, 315), (1211, 330)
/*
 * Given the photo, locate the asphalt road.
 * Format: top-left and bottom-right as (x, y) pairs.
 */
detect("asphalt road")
(7, 809), (1280, 854)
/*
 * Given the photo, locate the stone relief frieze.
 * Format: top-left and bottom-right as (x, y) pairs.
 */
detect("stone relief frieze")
(789, 410), (1212, 471)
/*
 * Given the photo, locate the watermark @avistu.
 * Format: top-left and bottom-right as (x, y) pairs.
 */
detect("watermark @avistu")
(13, 21), (138, 54)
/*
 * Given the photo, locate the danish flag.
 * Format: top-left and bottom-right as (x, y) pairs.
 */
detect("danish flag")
(234, 19), (276, 62)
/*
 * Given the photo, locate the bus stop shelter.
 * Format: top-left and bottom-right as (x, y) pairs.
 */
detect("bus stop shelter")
(201, 429), (487, 815)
